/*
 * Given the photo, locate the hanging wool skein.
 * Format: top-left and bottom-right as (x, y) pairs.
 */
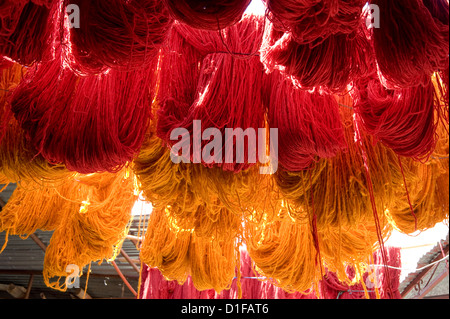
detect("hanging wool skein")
(263, 0), (365, 45)
(156, 15), (266, 173)
(274, 106), (397, 229)
(0, 62), (72, 185)
(62, 0), (172, 75)
(243, 214), (320, 294)
(351, 74), (438, 161)
(43, 170), (137, 291)
(260, 16), (372, 92)
(133, 133), (265, 242)
(369, 0), (449, 89)
(10, 47), (155, 174)
(265, 70), (347, 171)
(0, 0), (55, 65)
(163, 0), (251, 31)
(0, 180), (77, 253)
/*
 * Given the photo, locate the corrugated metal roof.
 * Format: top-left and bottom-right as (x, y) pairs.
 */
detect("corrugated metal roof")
(0, 192), (149, 299)
(399, 233), (449, 298)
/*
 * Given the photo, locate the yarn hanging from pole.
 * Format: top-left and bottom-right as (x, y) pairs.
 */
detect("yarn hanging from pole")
(163, 0), (251, 31)
(0, 0), (55, 65)
(263, 0), (365, 45)
(62, 0), (173, 75)
(369, 0), (449, 89)
(265, 70), (347, 171)
(260, 16), (372, 92)
(351, 74), (438, 161)
(43, 170), (136, 291)
(0, 180), (77, 253)
(156, 16), (266, 172)
(133, 133), (269, 241)
(1, 62), (72, 185)
(10, 48), (155, 174)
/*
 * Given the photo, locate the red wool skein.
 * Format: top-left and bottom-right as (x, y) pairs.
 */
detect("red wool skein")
(369, 0), (449, 89)
(260, 18), (372, 93)
(9, 49), (155, 174)
(0, 0), (55, 66)
(351, 75), (438, 161)
(264, 70), (347, 171)
(263, 0), (365, 45)
(62, 0), (172, 76)
(163, 0), (251, 31)
(156, 16), (266, 173)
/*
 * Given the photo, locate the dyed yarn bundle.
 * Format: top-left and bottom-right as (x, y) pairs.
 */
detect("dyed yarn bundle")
(1, 62), (72, 185)
(244, 215), (321, 293)
(140, 207), (238, 293)
(0, 0), (55, 65)
(133, 134), (266, 241)
(265, 70), (347, 171)
(369, 0), (449, 89)
(10, 49), (155, 174)
(260, 17), (371, 92)
(156, 15), (266, 172)
(0, 182), (68, 252)
(319, 246), (402, 299)
(62, 0), (173, 75)
(263, 0), (365, 45)
(43, 170), (136, 291)
(163, 0), (251, 31)
(139, 248), (401, 299)
(274, 107), (396, 229)
(351, 75), (438, 161)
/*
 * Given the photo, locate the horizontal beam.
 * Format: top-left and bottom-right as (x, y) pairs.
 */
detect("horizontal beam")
(0, 269), (140, 279)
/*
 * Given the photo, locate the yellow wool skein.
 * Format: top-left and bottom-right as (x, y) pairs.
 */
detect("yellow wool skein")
(243, 214), (319, 294)
(188, 233), (237, 293)
(139, 207), (191, 284)
(133, 133), (274, 241)
(0, 181), (77, 253)
(43, 169), (137, 291)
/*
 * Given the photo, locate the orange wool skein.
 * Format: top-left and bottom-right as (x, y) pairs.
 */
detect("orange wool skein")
(139, 207), (191, 284)
(43, 169), (137, 291)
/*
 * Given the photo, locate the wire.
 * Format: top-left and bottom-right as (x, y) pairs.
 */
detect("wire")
(371, 254), (449, 272)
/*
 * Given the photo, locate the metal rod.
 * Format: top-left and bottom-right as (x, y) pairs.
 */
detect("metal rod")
(110, 261), (137, 297)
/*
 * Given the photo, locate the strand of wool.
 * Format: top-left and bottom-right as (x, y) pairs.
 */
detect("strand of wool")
(351, 74), (438, 161)
(1, 62), (73, 185)
(265, 70), (347, 171)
